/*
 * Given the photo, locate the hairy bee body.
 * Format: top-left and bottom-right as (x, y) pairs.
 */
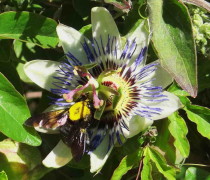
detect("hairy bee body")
(25, 98), (96, 160)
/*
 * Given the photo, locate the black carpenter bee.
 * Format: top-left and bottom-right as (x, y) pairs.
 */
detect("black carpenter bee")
(25, 98), (97, 161)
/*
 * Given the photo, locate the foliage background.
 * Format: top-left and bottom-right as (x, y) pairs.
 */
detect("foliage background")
(0, 0), (210, 179)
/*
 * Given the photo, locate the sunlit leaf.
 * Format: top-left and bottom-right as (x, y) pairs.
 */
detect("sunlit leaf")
(146, 146), (176, 180)
(0, 171), (8, 180)
(111, 150), (142, 180)
(0, 11), (58, 48)
(0, 73), (41, 146)
(167, 83), (190, 97)
(141, 154), (153, 180)
(180, 96), (210, 139)
(168, 112), (190, 157)
(185, 167), (210, 180)
(148, 0), (197, 97)
(79, 24), (92, 39)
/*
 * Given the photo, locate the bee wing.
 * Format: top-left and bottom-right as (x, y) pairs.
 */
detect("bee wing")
(25, 109), (69, 129)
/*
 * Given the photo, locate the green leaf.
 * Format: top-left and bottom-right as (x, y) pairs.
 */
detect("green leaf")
(167, 83), (190, 97)
(0, 73), (41, 146)
(79, 24), (92, 39)
(146, 146), (176, 180)
(111, 150), (142, 180)
(0, 171), (8, 180)
(0, 62), (23, 94)
(147, 0), (197, 97)
(155, 119), (183, 164)
(12, 40), (63, 83)
(180, 96), (210, 139)
(0, 11), (58, 48)
(168, 112), (190, 157)
(0, 139), (41, 180)
(141, 154), (153, 180)
(185, 167), (210, 180)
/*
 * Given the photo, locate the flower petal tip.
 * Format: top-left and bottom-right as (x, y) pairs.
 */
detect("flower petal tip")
(90, 135), (113, 173)
(91, 7), (107, 13)
(42, 140), (72, 168)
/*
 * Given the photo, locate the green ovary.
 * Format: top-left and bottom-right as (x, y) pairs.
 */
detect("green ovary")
(100, 73), (131, 115)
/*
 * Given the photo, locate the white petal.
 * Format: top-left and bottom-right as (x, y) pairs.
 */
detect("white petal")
(24, 60), (60, 91)
(138, 61), (173, 89)
(42, 140), (72, 168)
(91, 7), (121, 56)
(122, 116), (153, 138)
(152, 64), (173, 88)
(126, 20), (150, 66)
(90, 135), (113, 173)
(56, 24), (90, 64)
(142, 91), (182, 120)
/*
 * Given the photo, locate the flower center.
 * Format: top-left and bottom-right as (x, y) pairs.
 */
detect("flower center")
(63, 64), (136, 121)
(101, 72), (132, 116)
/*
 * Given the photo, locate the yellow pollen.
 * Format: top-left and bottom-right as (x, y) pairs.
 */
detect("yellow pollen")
(63, 94), (72, 103)
(69, 101), (91, 121)
(80, 128), (86, 133)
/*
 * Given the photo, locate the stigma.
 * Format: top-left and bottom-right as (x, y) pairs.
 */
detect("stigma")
(63, 65), (103, 109)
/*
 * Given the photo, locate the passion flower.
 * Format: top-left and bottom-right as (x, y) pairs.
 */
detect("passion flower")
(24, 7), (181, 173)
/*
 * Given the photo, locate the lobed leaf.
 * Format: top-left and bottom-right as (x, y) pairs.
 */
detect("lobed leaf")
(154, 120), (182, 164)
(168, 112), (190, 157)
(111, 150), (142, 180)
(147, 0), (197, 97)
(146, 146), (176, 180)
(0, 11), (58, 48)
(0, 73), (41, 146)
(141, 154), (153, 180)
(180, 96), (210, 139)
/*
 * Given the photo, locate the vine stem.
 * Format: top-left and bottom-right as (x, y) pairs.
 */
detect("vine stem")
(181, 0), (210, 12)
(135, 157), (144, 180)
